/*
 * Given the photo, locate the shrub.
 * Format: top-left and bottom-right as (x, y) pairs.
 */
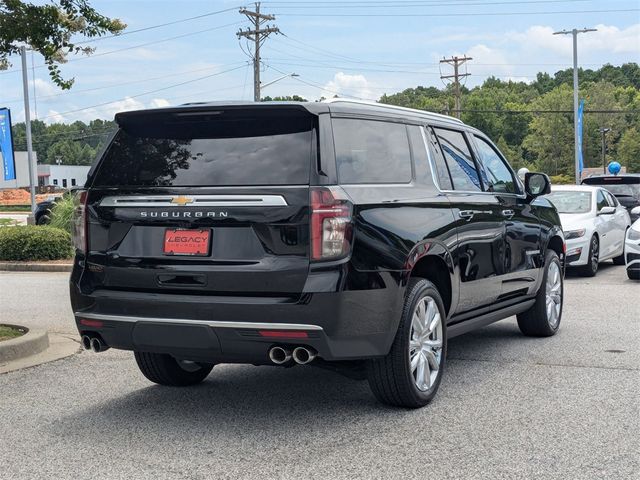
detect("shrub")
(49, 194), (75, 234)
(0, 226), (73, 261)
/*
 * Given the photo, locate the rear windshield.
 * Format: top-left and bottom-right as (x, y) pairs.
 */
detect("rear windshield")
(599, 184), (640, 197)
(92, 113), (314, 187)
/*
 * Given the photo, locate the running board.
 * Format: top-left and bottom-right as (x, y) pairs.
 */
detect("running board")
(447, 299), (535, 338)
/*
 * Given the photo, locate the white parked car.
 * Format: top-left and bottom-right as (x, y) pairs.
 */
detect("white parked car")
(546, 185), (631, 276)
(625, 207), (640, 280)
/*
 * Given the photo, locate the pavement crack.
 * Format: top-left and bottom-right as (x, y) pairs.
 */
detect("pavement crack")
(448, 356), (640, 372)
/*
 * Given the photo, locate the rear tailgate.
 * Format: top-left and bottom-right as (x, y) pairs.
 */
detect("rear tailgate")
(83, 106), (316, 296)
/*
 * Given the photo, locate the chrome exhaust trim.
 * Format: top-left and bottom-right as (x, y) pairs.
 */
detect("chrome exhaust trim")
(81, 335), (92, 350)
(269, 346), (292, 365)
(292, 347), (317, 365)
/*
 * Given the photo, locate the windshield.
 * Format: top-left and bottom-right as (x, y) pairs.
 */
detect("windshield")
(601, 184), (640, 197)
(546, 191), (592, 214)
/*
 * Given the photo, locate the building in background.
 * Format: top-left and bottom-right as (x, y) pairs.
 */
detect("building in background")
(37, 164), (90, 189)
(0, 151), (38, 190)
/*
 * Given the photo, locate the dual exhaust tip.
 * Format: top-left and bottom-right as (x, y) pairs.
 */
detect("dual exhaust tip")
(81, 335), (109, 353)
(269, 346), (317, 365)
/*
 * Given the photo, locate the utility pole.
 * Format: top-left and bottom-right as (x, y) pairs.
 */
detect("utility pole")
(599, 127), (610, 174)
(553, 27), (597, 184)
(237, 3), (280, 102)
(440, 56), (472, 119)
(20, 46), (36, 217)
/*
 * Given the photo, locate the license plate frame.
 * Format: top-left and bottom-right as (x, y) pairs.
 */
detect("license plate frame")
(163, 229), (211, 256)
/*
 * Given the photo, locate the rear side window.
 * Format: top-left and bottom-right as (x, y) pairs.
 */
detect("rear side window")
(92, 113), (314, 187)
(433, 127), (482, 192)
(425, 127), (453, 190)
(332, 118), (412, 184)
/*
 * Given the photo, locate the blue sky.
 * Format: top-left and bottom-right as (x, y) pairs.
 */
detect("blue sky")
(0, 0), (639, 124)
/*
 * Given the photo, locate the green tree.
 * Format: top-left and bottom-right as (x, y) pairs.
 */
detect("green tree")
(618, 127), (640, 173)
(0, 0), (125, 89)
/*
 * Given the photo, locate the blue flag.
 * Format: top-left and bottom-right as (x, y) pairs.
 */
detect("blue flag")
(0, 108), (16, 181)
(577, 99), (584, 178)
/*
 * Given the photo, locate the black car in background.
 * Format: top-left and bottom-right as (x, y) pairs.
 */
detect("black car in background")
(70, 100), (565, 408)
(583, 174), (640, 222)
(34, 195), (61, 225)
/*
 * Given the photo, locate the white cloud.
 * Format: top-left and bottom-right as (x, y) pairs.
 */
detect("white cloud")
(322, 72), (375, 100)
(149, 98), (171, 108)
(32, 78), (58, 97)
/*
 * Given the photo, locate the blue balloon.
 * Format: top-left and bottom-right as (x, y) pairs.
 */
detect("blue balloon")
(608, 161), (622, 175)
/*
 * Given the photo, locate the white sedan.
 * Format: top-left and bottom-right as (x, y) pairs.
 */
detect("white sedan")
(546, 185), (631, 276)
(625, 207), (640, 280)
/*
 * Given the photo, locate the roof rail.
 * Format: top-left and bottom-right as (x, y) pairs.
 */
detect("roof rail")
(322, 98), (464, 124)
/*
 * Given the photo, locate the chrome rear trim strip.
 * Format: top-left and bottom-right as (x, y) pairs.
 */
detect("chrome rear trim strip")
(99, 194), (288, 208)
(75, 312), (323, 331)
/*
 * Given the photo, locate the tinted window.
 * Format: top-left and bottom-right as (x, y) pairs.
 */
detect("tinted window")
(474, 136), (517, 193)
(433, 128), (482, 191)
(425, 127), (453, 190)
(596, 190), (608, 211)
(93, 115), (313, 187)
(333, 118), (412, 183)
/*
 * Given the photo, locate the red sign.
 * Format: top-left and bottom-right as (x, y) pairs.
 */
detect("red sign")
(163, 229), (210, 256)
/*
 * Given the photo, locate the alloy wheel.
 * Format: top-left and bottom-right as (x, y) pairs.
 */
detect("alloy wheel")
(409, 296), (443, 391)
(545, 261), (562, 328)
(590, 237), (599, 272)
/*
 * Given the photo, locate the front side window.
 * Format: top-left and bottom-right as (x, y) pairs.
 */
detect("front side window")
(474, 136), (517, 194)
(333, 118), (412, 184)
(433, 127), (482, 192)
(596, 190), (608, 211)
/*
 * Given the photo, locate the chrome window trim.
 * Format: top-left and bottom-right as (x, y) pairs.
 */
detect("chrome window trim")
(76, 312), (324, 331)
(99, 194), (288, 208)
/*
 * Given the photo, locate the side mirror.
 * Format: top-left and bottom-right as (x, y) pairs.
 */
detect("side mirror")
(598, 206), (616, 215)
(631, 206), (640, 216)
(524, 172), (551, 198)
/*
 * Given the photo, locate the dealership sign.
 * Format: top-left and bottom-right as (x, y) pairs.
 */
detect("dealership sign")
(0, 108), (16, 181)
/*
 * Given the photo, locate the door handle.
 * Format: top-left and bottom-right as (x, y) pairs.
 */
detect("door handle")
(501, 209), (515, 218)
(459, 210), (475, 221)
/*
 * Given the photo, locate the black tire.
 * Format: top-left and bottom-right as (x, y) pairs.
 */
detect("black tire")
(134, 351), (213, 386)
(578, 235), (599, 277)
(612, 234), (626, 265)
(517, 250), (563, 337)
(367, 278), (447, 408)
(627, 269), (640, 280)
(36, 214), (50, 225)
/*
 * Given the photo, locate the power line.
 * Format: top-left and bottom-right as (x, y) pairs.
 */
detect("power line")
(37, 64), (248, 121)
(73, 6), (242, 44)
(0, 21), (245, 76)
(271, 8), (638, 16)
(264, 0), (592, 7)
(1, 61), (249, 105)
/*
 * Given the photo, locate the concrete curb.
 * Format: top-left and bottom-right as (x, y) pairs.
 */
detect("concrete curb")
(0, 333), (79, 374)
(0, 262), (72, 272)
(0, 327), (49, 363)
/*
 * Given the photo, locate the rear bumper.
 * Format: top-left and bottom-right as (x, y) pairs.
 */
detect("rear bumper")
(70, 268), (405, 363)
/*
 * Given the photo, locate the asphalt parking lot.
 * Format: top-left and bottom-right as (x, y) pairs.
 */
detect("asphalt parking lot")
(0, 264), (638, 479)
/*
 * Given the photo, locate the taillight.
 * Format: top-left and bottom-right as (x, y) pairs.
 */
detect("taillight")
(310, 187), (353, 261)
(72, 190), (88, 254)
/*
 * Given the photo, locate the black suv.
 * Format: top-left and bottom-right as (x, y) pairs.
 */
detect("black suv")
(582, 174), (640, 223)
(70, 100), (565, 408)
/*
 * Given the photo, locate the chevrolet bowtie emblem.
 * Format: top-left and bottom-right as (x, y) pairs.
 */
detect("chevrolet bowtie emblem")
(171, 196), (194, 206)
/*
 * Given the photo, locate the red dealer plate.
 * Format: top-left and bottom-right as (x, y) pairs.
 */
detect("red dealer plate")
(163, 229), (211, 256)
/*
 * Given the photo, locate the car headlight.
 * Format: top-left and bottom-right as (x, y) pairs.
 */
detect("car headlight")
(565, 229), (586, 240)
(628, 229), (640, 241)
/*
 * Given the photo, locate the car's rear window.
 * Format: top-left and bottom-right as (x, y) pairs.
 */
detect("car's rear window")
(92, 113), (314, 187)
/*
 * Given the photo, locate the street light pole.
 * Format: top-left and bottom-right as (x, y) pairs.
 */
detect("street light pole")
(261, 72), (298, 90)
(599, 127), (610, 174)
(20, 46), (37, 216)
(553, 27), (597, 184)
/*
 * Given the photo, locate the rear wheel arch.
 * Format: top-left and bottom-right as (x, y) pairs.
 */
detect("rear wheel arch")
(410, 254), (453, 317)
